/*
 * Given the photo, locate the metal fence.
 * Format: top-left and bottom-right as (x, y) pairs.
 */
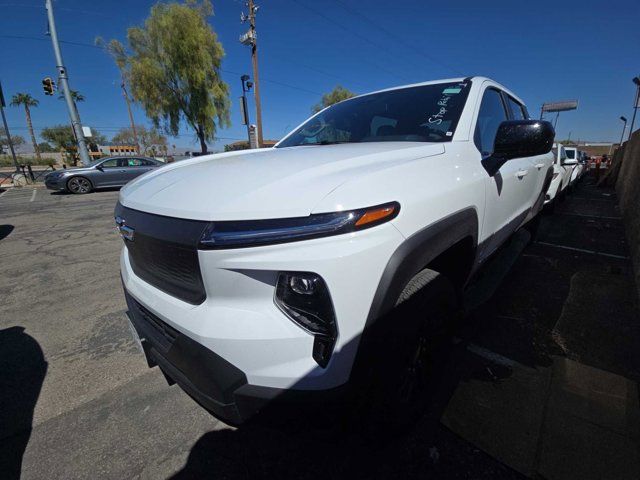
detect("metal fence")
(0, 165), (55, 187)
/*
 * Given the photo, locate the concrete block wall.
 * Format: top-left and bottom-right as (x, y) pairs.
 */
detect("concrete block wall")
(613, 129), (640, 299)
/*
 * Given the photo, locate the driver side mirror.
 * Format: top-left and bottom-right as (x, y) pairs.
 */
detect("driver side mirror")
(95, 164), (104, 171)
(482, 120), (555, 176)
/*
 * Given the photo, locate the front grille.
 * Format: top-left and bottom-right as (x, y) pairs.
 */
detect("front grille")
(116, 203), (209, 304)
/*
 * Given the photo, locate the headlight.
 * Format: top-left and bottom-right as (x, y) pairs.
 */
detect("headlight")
(275, 272), (337, 367)
(198, 201), (399, 249)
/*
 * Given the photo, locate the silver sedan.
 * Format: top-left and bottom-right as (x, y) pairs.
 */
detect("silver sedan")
(44, 156), (164, 194)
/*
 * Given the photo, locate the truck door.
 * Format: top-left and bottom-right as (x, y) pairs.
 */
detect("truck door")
(475, 87), (536, 260)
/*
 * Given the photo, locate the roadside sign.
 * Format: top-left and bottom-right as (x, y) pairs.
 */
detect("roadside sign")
(542, 100), (579, 113)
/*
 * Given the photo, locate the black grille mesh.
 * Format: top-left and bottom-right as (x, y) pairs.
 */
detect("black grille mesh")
(116, 203), (208, 304)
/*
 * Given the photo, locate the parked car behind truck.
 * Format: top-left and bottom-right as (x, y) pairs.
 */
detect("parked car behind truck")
(117, 77), (554, 429)
(564, 146), (583, 186)
(545, 143), (573, 207)
(45, 156), (163, 194)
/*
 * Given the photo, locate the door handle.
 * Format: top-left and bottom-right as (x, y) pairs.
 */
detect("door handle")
(516, 170), (528, 178)
(119, 169), (127, 172)
(535, 163), (545, 169)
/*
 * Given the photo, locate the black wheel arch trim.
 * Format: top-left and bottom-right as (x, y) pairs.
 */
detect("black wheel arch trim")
(365, 207), (478, 326)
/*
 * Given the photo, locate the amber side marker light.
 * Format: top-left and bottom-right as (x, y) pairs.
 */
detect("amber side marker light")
(355, 204), (398, 227)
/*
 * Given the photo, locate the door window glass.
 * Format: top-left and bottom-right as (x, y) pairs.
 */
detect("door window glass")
(474, 89), (508, 157)
(126, 158), (144, 167)
(101, 158), (118, 168)
(507, 97), (526, 120)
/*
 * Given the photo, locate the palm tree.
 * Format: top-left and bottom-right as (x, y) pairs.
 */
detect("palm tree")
(58, 90), (85, 102)
(10, 93), (41, 161)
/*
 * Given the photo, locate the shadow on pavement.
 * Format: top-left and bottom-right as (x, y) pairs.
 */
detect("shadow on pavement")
(0, 224), (14, 241)
(49, 187), (122, 196)
(169, 339), (522, 479)
(0, 327), (48, 480)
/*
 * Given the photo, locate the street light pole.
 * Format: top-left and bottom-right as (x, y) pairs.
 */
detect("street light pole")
(629, 77), (640, 141)
(240, 75), (253, 145)
(45, 0), (91, 166)
(0, 80), (20, 172)
(619, 116), (628, 147)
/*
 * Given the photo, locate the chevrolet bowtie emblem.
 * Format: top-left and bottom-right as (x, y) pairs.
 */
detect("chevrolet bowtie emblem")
(115, 216), (135, 241)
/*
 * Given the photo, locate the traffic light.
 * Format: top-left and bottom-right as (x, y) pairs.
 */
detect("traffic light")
(42, 77), (55, 96)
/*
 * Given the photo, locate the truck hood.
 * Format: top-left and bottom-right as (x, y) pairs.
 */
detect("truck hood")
(120, 142), (444, 220)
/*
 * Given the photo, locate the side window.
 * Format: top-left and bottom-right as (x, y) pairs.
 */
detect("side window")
(127, 158), (144, 167)
(140, 158), (156, 166)
(474, 88), (508, 157)
(507, 97), (526, 120)
(101, 158), (118, 168)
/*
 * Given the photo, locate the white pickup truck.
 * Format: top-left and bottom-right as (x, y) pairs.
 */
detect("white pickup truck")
(117, 76), (554, 429)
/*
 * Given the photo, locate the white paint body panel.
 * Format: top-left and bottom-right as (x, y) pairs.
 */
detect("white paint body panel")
(120, 76), (553, 391)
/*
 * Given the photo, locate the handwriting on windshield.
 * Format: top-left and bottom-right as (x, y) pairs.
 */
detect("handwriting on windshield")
(427, 84), (465, 125)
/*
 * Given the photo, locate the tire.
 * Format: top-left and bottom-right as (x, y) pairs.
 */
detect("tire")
(525, 215), (542, 243)
(361, 269), (458, 434)
(67, 176), (93, 194)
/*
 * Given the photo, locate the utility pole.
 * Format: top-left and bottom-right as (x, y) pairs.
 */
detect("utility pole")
(121, 82), (140, 154)
(240, 1), (264, 147)
(629, 77), (640, 141)
(45, 0), (91, 166)
(0, 80), (20, 172)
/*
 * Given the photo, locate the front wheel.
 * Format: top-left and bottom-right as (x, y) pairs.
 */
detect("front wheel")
(362, 269), (458, 434)
(67, 176), (92, 194)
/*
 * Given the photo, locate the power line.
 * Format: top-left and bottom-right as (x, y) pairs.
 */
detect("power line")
(0, 34), (101, 49)
(331, 0), (464, 76)
(288, 0), (414, 83)
(220, 68), (321, 96)
(270, 55), (369, 91)
(0, 35), (323, 97)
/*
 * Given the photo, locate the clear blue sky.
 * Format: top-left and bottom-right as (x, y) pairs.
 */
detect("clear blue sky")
(1, 0), (638, 151)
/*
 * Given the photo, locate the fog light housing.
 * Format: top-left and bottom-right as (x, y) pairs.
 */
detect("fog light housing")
(275, 272), (337, 368)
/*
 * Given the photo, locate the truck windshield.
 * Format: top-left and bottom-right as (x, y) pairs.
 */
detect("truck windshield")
(565, 149), (576, 159)
(277, 81), (471, 148)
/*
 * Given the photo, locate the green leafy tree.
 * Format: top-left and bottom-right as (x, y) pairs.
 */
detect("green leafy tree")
(40, 124), (76, 153)
(38, 141), (55, 153)
(9, 93), (41, 161)
(95, 36), (141, 153)
(0, 129), (25, 154)
(58, 90), (85, 103)
(112, 125), (168, 155)
(86, 129), (108, 152)
(312, 85), (356, 113)
(125, 0), (230, 153)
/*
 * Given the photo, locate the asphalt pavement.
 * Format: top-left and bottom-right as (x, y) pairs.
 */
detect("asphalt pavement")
(0, 177), (637, 479)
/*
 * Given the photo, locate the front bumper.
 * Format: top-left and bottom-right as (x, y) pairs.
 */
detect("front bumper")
(125, 290), (347, 424)
(120, 220), (405, 423)
(44, 176), (67, 191)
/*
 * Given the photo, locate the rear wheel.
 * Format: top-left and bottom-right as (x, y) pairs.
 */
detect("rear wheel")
(67, 176), (92, 194)
(362, 269), (458, 434)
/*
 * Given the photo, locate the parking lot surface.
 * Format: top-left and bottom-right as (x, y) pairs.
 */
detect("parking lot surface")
(0, 178), (638, 479)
